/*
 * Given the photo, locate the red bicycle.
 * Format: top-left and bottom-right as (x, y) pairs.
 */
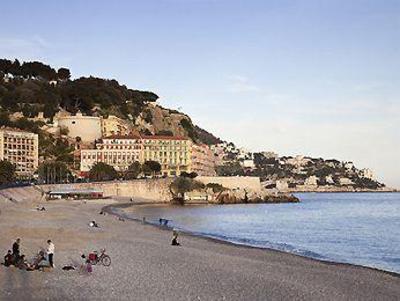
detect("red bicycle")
(88, 248), (111, 266)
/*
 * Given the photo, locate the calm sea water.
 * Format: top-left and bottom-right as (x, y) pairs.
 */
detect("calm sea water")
(128, 193), (400, 273)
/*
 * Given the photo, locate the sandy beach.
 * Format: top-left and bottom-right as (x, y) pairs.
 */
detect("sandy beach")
(1, 197), (399, 301)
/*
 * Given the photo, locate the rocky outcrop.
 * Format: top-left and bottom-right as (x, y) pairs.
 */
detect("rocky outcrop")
(209, 189), (299, 205)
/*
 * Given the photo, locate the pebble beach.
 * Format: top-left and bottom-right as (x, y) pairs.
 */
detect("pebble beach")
(1, 198), (399, 301)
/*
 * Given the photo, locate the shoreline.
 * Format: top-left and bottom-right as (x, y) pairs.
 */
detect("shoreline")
(105, 202), (400, 278)
(287, 189), (399, 193)
(1, 197), (400, 300)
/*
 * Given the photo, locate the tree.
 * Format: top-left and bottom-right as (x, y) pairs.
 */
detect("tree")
(180, 171), (198, 178)
(180, 118), (198, 141)
(124, 161), (141, 180)
(206, 183), (226, 193)
(142, 160), (161, 176)
(89, 162), (118, 182)
(57, 68), (71, 80)
(38, 161), (70, 184)
(169, 176), (205, 204)
(0, 160), (16, 185)
(216, 162), (244, 176)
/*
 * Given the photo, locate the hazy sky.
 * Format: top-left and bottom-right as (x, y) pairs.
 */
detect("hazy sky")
(1, 0), (399, 187)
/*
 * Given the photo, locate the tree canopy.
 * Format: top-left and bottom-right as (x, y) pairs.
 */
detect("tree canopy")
(169, 176), (205, 204)
(124, 161), (142, 180)
(0, 59), (159, 120)
(0, 160), (16, 185)
(89, 162), (118, 182)
(38, 161), (71, 184)
(142, 160), (161, 176)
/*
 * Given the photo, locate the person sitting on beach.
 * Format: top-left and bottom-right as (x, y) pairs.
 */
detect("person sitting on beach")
(89, 220), (99, 228)
(36, 205), (46, 211)
(85, 259), (93, 274)
(29, 250), (48, 270)
(4, 250), (13, 267)
(77, 254), (92, 274)
(171, 229), (180, 246)
(159, 218), (169, 226)
(16, 255), (34, 271)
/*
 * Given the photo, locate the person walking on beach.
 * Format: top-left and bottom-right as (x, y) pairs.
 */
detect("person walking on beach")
(47, 239), (55, 268)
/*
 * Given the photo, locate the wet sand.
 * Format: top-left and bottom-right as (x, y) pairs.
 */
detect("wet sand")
(0, 198), (399, 300)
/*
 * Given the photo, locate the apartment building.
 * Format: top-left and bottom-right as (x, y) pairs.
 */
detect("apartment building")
(0, 127), (39, 177)
(191, 143), (216, 176)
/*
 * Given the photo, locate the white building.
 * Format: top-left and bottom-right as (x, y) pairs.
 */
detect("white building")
(286, 155), (311, 167)
(325, 175), (335, 184)
(276, 180), (289, 191)
(240, 159), (255, 169)
(305, 175), (318, 186)
(360, 168), (374, 180)
(339, 177), (354, 185)
(80, 134), (143, 172)
(56, 111), (102, 142)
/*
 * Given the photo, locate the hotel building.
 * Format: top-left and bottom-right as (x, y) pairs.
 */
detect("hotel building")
(80, 134), (215, 177)
(80, 134), (142, 172)
(0, 127), (39, 177)
(141, 135), (191, 176)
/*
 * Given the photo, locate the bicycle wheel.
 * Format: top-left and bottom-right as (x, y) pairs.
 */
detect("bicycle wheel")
(102, 255), (111, 266)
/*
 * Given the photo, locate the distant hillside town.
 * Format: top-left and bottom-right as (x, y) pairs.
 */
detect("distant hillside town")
(0, 59), (390, 192)
(211, 142), (386, 192)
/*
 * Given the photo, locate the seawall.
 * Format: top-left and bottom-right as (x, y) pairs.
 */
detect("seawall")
(197, 176), (261, 192)
(0, 176), (264, 204)
(41, 178), (175, 203)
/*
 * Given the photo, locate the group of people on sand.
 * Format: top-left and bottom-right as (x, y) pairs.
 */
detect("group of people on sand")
(3, 238), (55, 271)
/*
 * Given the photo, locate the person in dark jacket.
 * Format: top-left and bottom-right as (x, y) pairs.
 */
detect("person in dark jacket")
(12, 238), (21, 262)
(4, 250), (13, 266)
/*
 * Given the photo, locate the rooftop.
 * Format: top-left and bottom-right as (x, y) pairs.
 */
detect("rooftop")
(102, 134), (189, 141)
(141, 135), (188, 141)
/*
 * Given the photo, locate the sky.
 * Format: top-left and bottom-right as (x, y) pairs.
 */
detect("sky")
(0, 0), (399, 187)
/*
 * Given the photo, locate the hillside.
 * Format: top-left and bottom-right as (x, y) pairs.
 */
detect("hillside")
(0, 58), (220, 146)
(0, 59), (388, 190)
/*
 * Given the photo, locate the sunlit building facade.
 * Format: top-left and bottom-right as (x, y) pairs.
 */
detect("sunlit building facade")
(141, 135), (191, 176)
(80, 134), (142, 172)
(80, 134), (217, 177)
(190, 143), (216, 176)
(0, 127), (39, 177)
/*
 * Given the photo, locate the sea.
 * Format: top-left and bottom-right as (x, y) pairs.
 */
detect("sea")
(127, 192), (400, 274)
